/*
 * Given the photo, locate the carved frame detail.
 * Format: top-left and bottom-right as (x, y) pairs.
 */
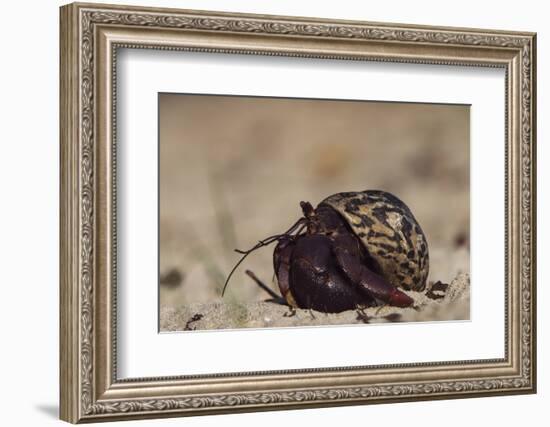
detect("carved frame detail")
(60, 2), (536, 423)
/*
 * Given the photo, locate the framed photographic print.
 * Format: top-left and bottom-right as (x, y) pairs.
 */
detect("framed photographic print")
(158, 94), (469, 332)
(59, 2), (537, 423)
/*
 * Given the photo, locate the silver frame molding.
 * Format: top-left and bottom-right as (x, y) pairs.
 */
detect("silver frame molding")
(60, 2), (536, 423)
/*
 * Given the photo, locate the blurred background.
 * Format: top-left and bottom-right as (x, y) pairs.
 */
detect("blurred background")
(159, 93), (470, 312)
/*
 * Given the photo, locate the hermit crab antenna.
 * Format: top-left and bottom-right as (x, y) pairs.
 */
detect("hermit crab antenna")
(221, 217), (306, 297)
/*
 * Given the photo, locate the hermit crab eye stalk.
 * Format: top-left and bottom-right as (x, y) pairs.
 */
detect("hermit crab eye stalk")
(300, 201), (315, 219)
(221, 216), (307, 297)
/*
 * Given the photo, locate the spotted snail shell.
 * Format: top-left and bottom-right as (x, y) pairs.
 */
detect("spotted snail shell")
(320, 190), (429, 292)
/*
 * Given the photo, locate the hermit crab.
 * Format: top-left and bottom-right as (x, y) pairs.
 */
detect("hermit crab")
(223, 190), (429, 313)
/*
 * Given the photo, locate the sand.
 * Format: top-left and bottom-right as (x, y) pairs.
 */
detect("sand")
(160, 272), (469, 332)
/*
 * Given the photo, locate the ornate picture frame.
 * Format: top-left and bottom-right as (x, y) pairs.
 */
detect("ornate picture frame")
(60, 2), (536, 423)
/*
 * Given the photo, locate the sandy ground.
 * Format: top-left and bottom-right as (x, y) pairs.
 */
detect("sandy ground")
(159, 94), (470, 331)
(161, 273), (470, 331)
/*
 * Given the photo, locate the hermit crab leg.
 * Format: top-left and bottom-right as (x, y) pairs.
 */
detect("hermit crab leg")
(332, 240), (414, 308)
(244, 270), (282, 301)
